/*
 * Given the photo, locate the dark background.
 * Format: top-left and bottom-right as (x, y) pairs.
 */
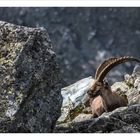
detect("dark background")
(0, 7), (140, 86)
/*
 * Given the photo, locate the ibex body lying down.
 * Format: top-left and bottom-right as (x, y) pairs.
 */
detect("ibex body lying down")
(87, 56), (140, 118)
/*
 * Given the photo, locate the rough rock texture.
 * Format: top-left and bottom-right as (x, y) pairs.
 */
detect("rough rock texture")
(112, 65), (140, 105)
(1, 8), (140, 86)
(0, 21), (62, 132)
(58, 77), (93, 123)
(55, 65), (140, 133)
(55, 104), (140, 133)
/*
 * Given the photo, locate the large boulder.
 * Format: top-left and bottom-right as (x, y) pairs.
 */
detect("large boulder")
(0, 21), (62, 132)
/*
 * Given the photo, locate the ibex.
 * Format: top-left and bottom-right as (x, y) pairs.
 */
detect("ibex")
(87, 56), (140, 118)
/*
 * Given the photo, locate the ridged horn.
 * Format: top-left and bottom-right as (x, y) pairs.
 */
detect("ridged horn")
(95, 57), (118, 79)
(96, 56), (140, 82)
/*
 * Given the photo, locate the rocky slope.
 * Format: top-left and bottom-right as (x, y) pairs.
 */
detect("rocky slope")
(55, 65), (140, 133)
(0, 21), (62, 132)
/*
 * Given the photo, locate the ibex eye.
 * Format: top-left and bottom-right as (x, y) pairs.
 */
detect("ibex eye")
(96, 83), (101, 86)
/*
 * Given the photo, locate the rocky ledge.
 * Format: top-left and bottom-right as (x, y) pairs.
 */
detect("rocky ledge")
(55, 65), (140, 133)
(0, 21), (62, 132)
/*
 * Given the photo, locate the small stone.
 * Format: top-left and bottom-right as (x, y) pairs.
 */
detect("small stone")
(72, 113), (93, 123)
(124, 74), (135, 86)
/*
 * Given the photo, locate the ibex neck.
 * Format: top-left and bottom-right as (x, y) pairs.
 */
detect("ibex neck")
(100, 85), (113, 112)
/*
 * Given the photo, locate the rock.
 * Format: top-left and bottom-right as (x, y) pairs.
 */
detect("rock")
(72, 113), (93, 123)
(55, 104), (140, 133)
(124, 74), (135, 87)
(126, 65), (140, 105)
(111, 82), (129, 93)
(111, 65), (140, 105)
(0, 21), (62, 132)
(57, 76), (93, 123)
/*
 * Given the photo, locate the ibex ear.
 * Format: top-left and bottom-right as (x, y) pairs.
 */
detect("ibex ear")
(103, 79), (108, 84)
(87, 90), (94, 98)
(103, 79), (109, 88)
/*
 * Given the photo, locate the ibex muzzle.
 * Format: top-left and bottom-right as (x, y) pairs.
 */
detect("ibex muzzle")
(87, 56), (140, 118)
(87, 80), (103, 98)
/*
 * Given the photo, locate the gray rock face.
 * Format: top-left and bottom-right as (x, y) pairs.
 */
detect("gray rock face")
(58, 77), (93, 123)
(125, 66), (140, 105)
(55, 104), (140, 133)
(0, 21), (62, 132)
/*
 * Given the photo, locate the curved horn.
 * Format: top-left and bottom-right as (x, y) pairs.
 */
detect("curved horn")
(97, 56), (140, 82)
(95, 57), (118, 79)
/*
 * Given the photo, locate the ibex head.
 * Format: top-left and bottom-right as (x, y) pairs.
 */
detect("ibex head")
(87, 56), (140, 98)
(87, 80), (103, 98)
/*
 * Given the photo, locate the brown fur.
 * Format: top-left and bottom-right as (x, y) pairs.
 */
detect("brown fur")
(87, 56), (140, 118)
(89, 81), (128, 117)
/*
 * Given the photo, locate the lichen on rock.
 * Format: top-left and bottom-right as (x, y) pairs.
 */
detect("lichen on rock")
(57, 76), (93, 123)
(0, 21), (62, 132)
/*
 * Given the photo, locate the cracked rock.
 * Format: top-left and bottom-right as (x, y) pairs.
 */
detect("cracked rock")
(0, 21), (62, 132)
